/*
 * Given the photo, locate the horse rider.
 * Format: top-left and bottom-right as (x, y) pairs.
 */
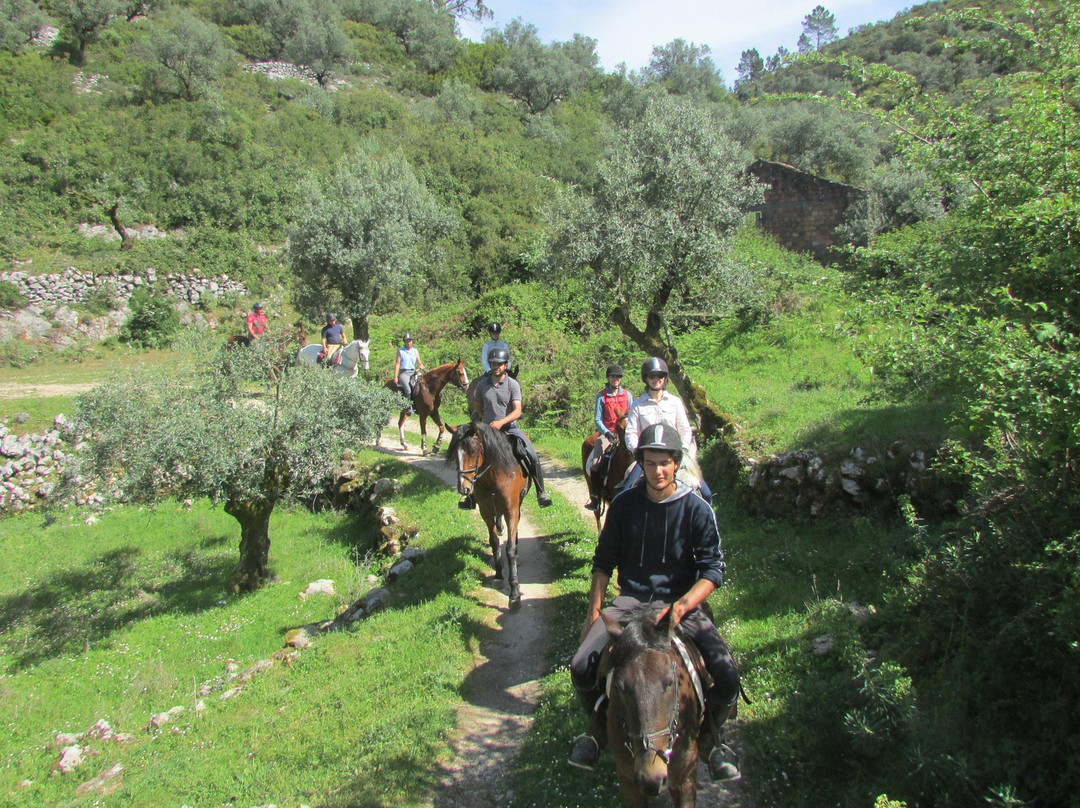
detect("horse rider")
(624, 356), (713, 503)
(480, 321), (510, 374)
(246, 301), (268, 342)
(462, 346), (553, 509)
(320, 313), (346, 366)
(584, 364), (634, 511)
(568, 424), (741, 781)
(394, 332), (424, 414)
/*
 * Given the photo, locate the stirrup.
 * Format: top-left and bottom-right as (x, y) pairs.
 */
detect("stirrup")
(568, 733), (599, 771)
(458, 494), (475, 510)
(707, 743), (741, 782)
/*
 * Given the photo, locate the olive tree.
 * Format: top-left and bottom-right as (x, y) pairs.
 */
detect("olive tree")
(54, 0), (118, 64)
(542, 96), (763, 439)
(289, 148), (454, 341)
(137, 7), (233, 101)
(71, 333), (401, 592)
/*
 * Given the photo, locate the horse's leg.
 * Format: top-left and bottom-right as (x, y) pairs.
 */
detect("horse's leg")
(504, 488), (523, 610)
(398, 411), (408, 450)
(419, 413), (429, 456)
(476, 495), (503, 585)
(669, 761), (698, 808)
(616, 776), (649, 808)
(429, 409), (444, 453)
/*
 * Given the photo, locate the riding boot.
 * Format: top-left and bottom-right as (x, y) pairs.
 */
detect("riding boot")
(532, 458), (553, 508)
(568, 685), (608, 771)
(699, 688), (740, 781)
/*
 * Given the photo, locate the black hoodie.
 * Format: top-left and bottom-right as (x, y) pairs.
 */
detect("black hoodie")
(592, 481), (725, 602)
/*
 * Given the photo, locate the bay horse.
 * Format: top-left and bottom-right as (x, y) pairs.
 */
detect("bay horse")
(384, 360), (468, 455)
(580, 408), (633, 532)
(601, 606), (707, 808)
(445, 421), (530, 610)
(297, 339), (371, 377)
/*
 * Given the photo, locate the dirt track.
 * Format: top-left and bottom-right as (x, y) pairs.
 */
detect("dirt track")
(380, 424), (751, 808)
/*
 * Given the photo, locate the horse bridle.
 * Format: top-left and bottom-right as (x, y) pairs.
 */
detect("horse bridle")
(456, 439), (491, 492)
(610, 658), (682, 764)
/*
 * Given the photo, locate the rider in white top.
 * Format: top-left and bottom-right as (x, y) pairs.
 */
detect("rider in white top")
(480, 321), (511, 373)
(624, 357), (695, 459)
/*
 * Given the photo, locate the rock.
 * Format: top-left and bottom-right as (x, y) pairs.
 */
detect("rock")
(148, 706), (185, 729)
(364, 588), (390, 613)
(55, 745), (84, 774)
(219, 687), (242, 700)
(284, 627), (314, 648)
(812, 635), (834, 656)
(386, 559), (413, 583)
(401, 547), (425, 563)
(74, 761), (123, 795)
(299, 579), (335, 600)
(237, 658), (273, 682)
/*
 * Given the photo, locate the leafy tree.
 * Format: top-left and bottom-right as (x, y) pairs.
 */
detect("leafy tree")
(137, 7), (233, 101)
(0, 0), (48, 53)
(734, 47), (764, 92)
(431, 0), (490, 22)
(288, 147), (454, 341)
(801, 4), (838, 51)
(640, 38), (722, 97)
(343, 0), (459, 74)
(283, 1), (351, 86)
(72, 335), (400, 591)
(484, 19), (598, 113)
(542, 96), (763, 438)
(54, 0), (118, 64)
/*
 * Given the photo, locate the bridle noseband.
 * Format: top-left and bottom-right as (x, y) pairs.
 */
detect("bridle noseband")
(609, 658), (682, 765)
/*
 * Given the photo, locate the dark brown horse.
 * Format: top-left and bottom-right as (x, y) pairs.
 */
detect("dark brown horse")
(601, 606), (707, 808)
(445, 421), (530, 610)
(384, 360), (468, 455)
(581, 408), (633, 531)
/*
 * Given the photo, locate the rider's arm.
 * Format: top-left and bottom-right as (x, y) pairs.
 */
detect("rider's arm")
(660, 578), (717, 628)
(393, 350), (401, 377)
(246, 314), (257, 339)
(416, 350), (424, 371)
(581, 569), (610, 643)
(674, 398), (695, 458)
(594, 393), (609, 437)
(624, 399), (642, 453)
(481, 341), (491, 372)
(490, 397), (522, 431)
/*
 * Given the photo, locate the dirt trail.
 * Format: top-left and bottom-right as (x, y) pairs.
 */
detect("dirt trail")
(381, 424), (752, 808)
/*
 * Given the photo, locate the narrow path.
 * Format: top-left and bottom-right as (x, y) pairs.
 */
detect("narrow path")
(380, 424), (752, 808)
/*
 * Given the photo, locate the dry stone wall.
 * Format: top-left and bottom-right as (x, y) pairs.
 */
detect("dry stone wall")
(734, 439), (963, 519)
(0, 268), (247, 309)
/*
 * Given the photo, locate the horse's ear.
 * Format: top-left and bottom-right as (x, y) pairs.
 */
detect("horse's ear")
(601, 611), (623, 639)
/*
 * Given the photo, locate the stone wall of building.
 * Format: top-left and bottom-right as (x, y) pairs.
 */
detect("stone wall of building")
(748, 160), (866, 262)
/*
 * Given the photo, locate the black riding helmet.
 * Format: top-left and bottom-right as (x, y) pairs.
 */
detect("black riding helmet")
(325, 313), (336, 322)
(487, 321), (501, 334)
(488, 346), (510, 365)
(634, 423), (684, 465)
(606, 364), (624, 378)
(640, 357), (668, 383)
(403, 332), (415, 341)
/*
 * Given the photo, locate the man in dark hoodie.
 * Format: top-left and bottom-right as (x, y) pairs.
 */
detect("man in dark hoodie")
(567, 423), (741, 780)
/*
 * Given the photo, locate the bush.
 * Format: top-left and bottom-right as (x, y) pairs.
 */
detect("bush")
(80, 282), (121, 316)
(0, 338), (40, 368)
(120, 288), (180, 348)
(0, 280), (27, 309)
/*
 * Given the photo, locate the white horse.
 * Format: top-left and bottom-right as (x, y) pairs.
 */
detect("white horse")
(297, 340), (370, 378)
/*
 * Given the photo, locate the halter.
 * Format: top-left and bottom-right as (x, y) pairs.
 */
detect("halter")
(608, 658), (682, 764)
(456, 439), (491, 492)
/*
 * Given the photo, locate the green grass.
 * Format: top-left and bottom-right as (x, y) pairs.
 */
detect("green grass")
(0, 454), (499, 807)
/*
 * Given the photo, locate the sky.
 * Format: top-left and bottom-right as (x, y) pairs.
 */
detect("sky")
(457, 0), (919, 87)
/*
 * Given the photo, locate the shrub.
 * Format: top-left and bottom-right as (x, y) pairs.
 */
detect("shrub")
(0, 338), (40, 368)
(80, 281), (121, 316)
(120, 288), (180, 348)
(0, 280), (27, 309)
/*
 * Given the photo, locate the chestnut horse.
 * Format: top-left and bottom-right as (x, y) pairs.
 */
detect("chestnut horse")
(446, 421), (530, 610)
(384, 360), (468, 455)
(601, 606), (707, 808)
(580, 409), (633, 531)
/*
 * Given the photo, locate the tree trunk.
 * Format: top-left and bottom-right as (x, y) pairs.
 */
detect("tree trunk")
(107, 201), (133, 251)
(350, 314), (370, 342)
(611, 305), (734, 444)
(225, 497), (277, 592)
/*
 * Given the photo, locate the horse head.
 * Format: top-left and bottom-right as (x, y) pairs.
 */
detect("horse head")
(452, 359), (469, 390)
(604, 607), (690, 799)
(355, 339), (370, 371)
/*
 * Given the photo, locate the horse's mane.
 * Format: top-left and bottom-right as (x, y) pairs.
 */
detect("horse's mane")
(608, 605), (675, 668)
(445, 421), (519, 475)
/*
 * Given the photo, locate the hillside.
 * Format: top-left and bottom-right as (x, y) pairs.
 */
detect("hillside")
(1, 1), (1079, 807)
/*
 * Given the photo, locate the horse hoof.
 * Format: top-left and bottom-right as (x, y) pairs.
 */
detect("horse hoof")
(400, 443), (408, 450)
(430, 444), (440, 454)
(509, 594), (522, 611)
(421, 448), (430, 456)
